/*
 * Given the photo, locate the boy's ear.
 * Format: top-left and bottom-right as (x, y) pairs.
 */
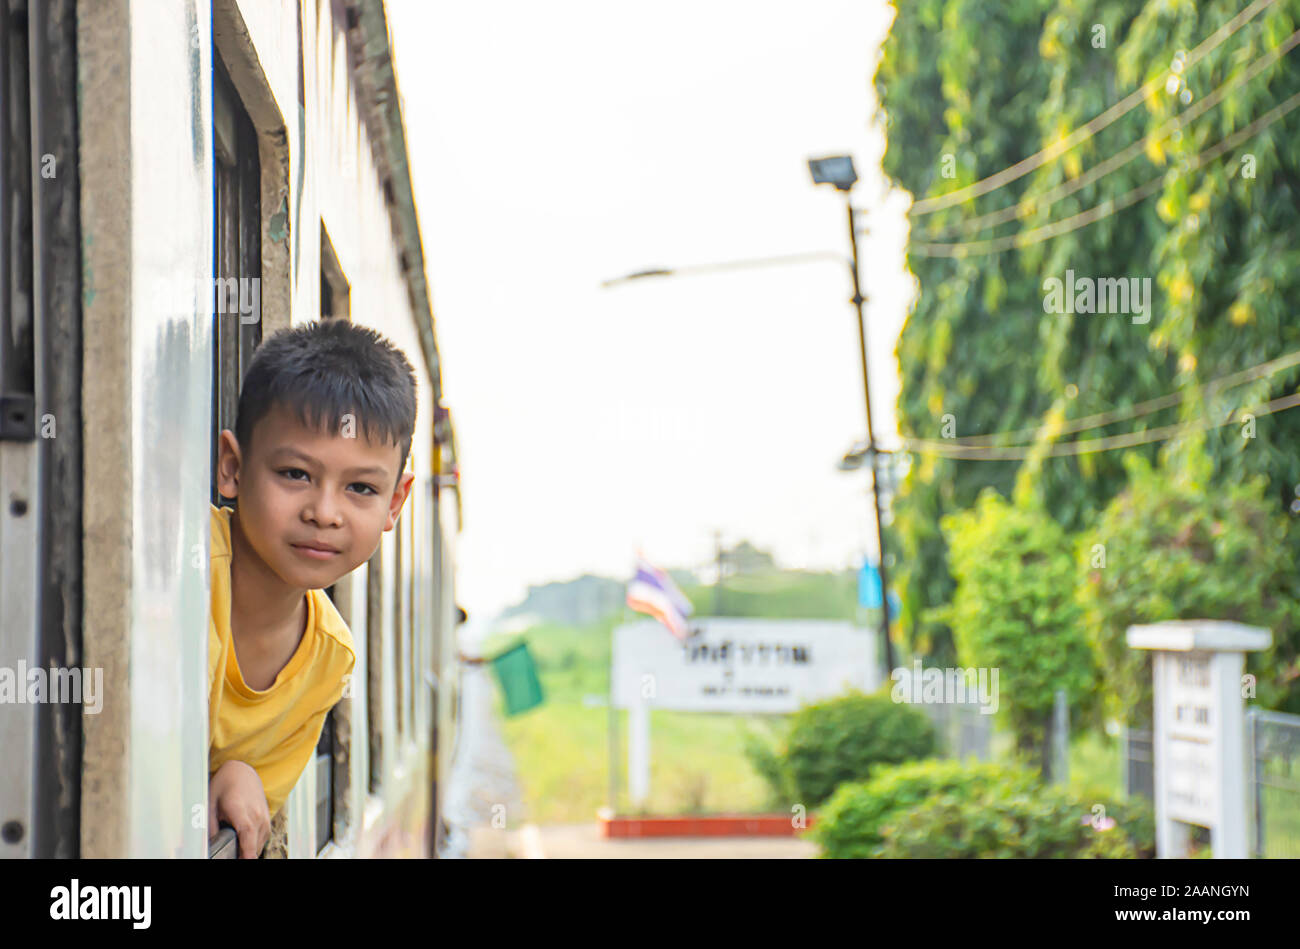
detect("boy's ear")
(384, 471), (416, 532)
(216, 430), (243, 500)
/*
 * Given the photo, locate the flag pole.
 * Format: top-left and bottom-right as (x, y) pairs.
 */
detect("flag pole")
(608, 603), (624, 818)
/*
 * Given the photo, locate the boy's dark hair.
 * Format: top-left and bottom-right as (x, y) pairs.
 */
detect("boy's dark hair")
(235, 320), (418, 487)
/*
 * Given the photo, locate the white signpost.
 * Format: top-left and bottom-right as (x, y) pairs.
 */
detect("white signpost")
(1127, 620), (1271, 859)
(611, 618), (879, 806)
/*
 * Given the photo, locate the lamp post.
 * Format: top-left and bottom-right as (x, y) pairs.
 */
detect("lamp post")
(810, 154), (896, 675)
(601, 155), (898, 677)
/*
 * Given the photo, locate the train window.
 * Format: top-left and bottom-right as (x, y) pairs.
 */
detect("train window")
(315, 232), (351, 851)
(313, 702), (335, 854)
(0, 0), (34, 442)
(408, 489), (419, 736)
(393, 508), (404, 740)
(320, 224), (350, 320)
(211, 53), (262, 507)
(405, 498), (416, 736)
(366, 545), (383, 793)
(315, 583), (340, 853)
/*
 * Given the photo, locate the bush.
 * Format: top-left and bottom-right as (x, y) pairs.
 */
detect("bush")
(878, 782), (1113, 858)
(812, 760), (1154, 859)
(943, 491), (1098, 775)
(1080, 454), (1300, 726)
(1074, 785), (1155, 859)
(811, 759), (1035, 858)
(782, 689), (936, 808)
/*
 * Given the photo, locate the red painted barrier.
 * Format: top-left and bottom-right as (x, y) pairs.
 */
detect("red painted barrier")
(599, 813), (816, 839)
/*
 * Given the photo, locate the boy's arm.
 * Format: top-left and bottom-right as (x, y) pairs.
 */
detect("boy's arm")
(208, 760), (271, 859)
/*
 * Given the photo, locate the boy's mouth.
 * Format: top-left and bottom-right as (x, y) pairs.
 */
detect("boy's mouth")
(291, 540), (342, 560)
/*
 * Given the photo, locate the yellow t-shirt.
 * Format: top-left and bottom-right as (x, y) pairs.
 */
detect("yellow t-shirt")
(207, 503), (356, 816)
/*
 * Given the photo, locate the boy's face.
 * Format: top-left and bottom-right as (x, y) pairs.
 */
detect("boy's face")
(216, 403), (415, 592)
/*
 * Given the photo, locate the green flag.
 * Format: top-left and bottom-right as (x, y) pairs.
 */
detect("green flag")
(490, 640), (544, 716)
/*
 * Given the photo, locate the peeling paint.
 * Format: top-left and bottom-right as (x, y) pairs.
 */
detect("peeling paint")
(186, 0), (203, 163)
(293, 102), (304, 275)
(268, 196), (289, 243)
(81, 232), (96, 307)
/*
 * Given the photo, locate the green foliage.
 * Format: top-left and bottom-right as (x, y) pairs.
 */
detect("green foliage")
(811, 759), (1036, 858)
(1079, 455), (1300, 725)
(782, 689), (936, 808)
(944, 492), (1098, 771)
(1078, 784), (1156, 859)
(877, 781), (1132, 859)
(813, 759), (1153, 859)
(739, 718), (797, 809)
(878, 0), (1300, 705)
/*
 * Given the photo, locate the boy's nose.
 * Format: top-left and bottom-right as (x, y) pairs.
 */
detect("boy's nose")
(304, 493), (344, 527)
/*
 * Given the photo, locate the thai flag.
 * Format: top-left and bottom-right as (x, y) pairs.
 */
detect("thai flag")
(626, 555), (695, 641)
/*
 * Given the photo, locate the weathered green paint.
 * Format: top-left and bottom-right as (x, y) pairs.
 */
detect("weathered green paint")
(268, 196), (289, 243)
(81, 232), (96, 307)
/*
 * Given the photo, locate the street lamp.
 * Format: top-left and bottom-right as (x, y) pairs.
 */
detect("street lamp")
(807, 155), (859, 191)
(601, 251), (848, 288)
(810, 154), (896, 675)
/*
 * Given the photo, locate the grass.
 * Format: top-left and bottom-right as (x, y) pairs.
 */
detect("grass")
(481, 610), (1162, 828)
(498, 702), (773, 823)
(484, 616), (775, 824)
(1068, 728), (1124, 800)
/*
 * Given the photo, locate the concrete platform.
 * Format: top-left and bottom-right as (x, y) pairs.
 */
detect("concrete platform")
(469, 822), (819, 859)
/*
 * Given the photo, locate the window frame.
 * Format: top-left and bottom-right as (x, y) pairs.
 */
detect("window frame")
(210, 52), (262, 509)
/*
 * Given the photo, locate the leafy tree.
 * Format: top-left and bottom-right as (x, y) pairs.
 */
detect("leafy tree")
(876, 0), (1300, 713)
(943, 491), (1097, 775)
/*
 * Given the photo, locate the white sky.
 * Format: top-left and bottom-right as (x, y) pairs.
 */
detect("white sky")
(386, 0), (915, 618)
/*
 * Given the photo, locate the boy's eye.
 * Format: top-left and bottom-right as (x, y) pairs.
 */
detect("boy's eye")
(278, 468), (376, 496)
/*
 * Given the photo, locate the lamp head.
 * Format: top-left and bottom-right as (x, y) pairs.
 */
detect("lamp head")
(808, 155), (858, 192)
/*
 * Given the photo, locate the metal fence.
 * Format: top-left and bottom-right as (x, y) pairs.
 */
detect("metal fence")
(1248, 708), (1300, 859)
(1123, 709), (1300, 857)
(1122, 726), (1155, 802)
(920, 701), (994, 762)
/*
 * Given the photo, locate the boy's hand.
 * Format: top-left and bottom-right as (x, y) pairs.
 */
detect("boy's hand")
(208, 760), (272, 859)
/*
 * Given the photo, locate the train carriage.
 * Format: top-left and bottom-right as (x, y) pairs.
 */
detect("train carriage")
(0, 0), (460, 858)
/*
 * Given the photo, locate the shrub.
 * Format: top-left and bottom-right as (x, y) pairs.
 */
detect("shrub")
(1075, 786), (1155, 859)
(810, 759), (1035, 858)
(943, 491), (1098, 776)
(782, 689), (936, 808)
(878, 781), (1106, 858)
(813, 760), (1154, 859)
(1079, 454), (1300, 726)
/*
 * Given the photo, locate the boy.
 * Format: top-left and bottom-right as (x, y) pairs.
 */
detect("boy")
(207, 320), (417, 858)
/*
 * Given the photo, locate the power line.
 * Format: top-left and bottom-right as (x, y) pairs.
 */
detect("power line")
(940, 347), (1300, 447)
(909, 87), (1300, 257)
(919, 27), (1300, 240)
(906, 0), (1276, 218)
(899, 390), (1300, 461)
